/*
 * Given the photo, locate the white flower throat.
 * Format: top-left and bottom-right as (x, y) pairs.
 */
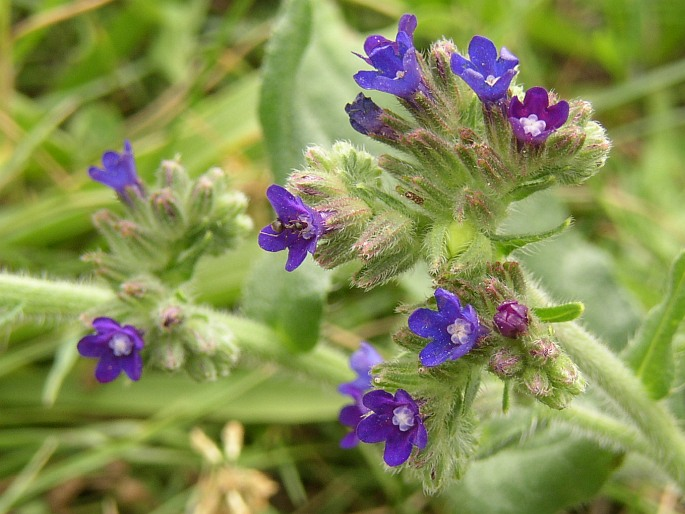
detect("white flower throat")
(446, 318), (472, 345)
(109, 334), (133, 356)
(392, 406), (415, 432)
(520, 114), (546, 137)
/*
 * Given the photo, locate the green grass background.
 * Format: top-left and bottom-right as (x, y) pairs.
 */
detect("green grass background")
(1, 0), (685, 512)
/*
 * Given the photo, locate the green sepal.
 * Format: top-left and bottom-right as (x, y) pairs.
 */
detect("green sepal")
(493, 217), (573, 256)
(533, 302), (585, 323)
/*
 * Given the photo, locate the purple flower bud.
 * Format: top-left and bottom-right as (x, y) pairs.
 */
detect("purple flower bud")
(353, 14), (425, 98)
(356, 388), (427, 466)
(493, 300), (529, 338)
(450, 35), (519, 103)
(258, 185), (325, 272)
(88, 140), (145, 203)
(508, 87), (570, 145)
(408, 288), (489, 367)
(77, 317), (145, 383)
(345, 93), (398, 140)
(338, 342), (383, 449)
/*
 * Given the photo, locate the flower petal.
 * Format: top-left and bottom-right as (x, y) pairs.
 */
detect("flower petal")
(77, 334), (107, 358)
(384, 429), (413, 466)
(523, 87), (550, 112)
(340, 431), (360, 449)
(362, 389), (396, 412)
(285, 241), (309, 272)
(339, 404), (364, 428)
(265, 184), (299, 218)
(94, 352), (123, 383)
(545, 100), (570, 130)
(92, 317), (122, 333)
(120, 351), (143, 381)
(397, 14), (417, 36)
(434, 288), (462, 320)
(410, 422), (428, 449)
(258, 226), (289, 252)
(468, 36), (498, 75)
(356, 413), (392, 444)
(408, 308), (446, 338)
(419, 339), (456, 367)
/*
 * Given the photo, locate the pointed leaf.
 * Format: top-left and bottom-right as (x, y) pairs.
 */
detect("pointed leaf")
(533, 302), (584, 323)
(623, 250), (685, 399)
(493, 217), (573, 256)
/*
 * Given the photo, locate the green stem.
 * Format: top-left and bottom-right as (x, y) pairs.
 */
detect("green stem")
(529, 282), (685, 488)
(0, 272), (114, 315)
(0, 272), (350, 385)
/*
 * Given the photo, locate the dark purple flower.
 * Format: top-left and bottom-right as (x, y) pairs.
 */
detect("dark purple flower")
(450, 35), (518, 103)
(344, 93), (397, 140)
(77, 317), (144, 383)
(493, 300), (529, 338)
(508, 87), (569, 145)
(88, 140), (145, 202)
(258, 184), (325, 272)
(338, 342), (384, 448)
(353, 14), (424, 98)
(356, 388), (427, 466)
(408, 288), (489, 367)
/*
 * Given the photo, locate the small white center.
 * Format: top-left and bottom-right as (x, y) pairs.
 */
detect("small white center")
(485, 74), (499, 86)
(446, 319), (472, 345)
(298, 215), (315, 240)
(395, 70), (406, 79)
(109, 334), (133, 357)
(520, 114), (547, 137)
(392, 406), (415, 432)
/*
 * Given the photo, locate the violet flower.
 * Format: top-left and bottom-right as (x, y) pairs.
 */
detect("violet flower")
(408, 288), (488, 366)
(338, 342), (383, 448)
(356, 388), (427, 466)
(345, 93), (398, 140)
(77, 317), (145, 383)
(88, 140), (145, 202)
(353, 14), (424, 98)
(508, 87), (569, 145)
(493, 300), (529, 338)
(450, 35), (519, 103)
(258, 184), (325, 272)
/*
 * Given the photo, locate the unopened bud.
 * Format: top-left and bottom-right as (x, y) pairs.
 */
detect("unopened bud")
(489, 347), (524, 377)
(527, 338), (560, 365)
(522, 369), (552, 398)
(493, 300), (529, 338)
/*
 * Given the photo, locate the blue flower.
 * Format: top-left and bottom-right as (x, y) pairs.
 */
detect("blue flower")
(353, 14), (424, 98)
(408, 288), (488, 366)
(88, 140), (145, 202)
(338, 342), (383, 448)
(344, 93), (398, 140)
(450, 35), (519, 103)
(77, 317), (145, 383)
(258, 184), (325, 272)
(356, 388), (427, 466)
(508, 87), (569, 145)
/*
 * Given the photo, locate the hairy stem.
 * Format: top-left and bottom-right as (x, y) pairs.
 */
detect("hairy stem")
(529, 282), (685, 488)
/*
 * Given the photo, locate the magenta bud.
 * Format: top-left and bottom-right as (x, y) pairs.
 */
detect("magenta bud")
(493, 300), (529, 338)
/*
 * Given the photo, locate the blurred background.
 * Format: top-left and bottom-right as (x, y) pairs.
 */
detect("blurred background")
(1, 0), (685, 512)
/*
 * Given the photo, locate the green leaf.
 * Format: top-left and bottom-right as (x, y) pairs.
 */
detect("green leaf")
(623, 250), (685, 399)
(259, 0), (384, 183)
(241, 250), (330, 353)
(533, 302), (585, 323)
(493, 217), (573, 256)
(445, 431), (617, 514)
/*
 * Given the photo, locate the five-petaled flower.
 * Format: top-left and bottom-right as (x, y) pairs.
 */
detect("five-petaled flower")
(338, 342), (384, 448)
(88, 140), (145, 202)
(353, 14), (424, 98)
(408, 288), (489, 367)
(356, 388), (427, 466)
(258, 184), (325, 272)
(493, 300), (530, 338)
(508, 87), (569, 145)
(77, 317), (145, 383)
(450, 35), (519, 103)
(345, 93), (398, 140)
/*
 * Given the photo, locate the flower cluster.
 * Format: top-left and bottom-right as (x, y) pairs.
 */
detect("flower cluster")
(80, 141), (250, 383)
